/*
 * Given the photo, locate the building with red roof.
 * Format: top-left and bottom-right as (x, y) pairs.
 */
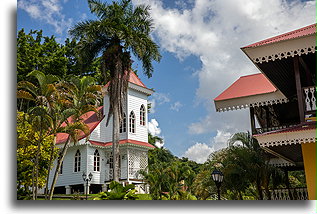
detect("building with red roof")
(214, 24), (316, 200)
(47, 71), (154, 195)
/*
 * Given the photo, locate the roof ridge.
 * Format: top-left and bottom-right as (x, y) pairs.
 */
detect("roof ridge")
(242, 23), (316, 48)
(239, 73), (262, 78)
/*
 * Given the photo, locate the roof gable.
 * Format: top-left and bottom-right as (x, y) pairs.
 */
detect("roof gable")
(214, 73), (288, 112)
(214, 73), (276, 101)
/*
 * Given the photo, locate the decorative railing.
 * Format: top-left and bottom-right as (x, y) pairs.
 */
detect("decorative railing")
(255, 123), (297, 134)
(262, 187), (308, 200)
(303, 86), (316, 112)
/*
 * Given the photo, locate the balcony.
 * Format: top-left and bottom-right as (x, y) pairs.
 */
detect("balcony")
(254, 123), (298, 135)
(303, 86), (316, 113)
(262, 187), (308, 200)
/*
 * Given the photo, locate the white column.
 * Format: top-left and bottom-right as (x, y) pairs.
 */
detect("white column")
(101, 184), (107, 192)
(65, 186), (71, 194)
(84, 183), (90, 194)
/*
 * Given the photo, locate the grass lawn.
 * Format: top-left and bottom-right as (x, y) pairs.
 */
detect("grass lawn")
(36, 193), (152, 200)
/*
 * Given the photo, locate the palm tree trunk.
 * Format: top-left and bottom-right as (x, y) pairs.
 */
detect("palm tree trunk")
(45, 135), (56, 199)
(112, 106), (120, 182)
(34, 123), (43, 200)
(32, 162), (35, 200)
(34, 139), (40, 199)
(48, 138), (70, 200)
(256, 180), (264, 200)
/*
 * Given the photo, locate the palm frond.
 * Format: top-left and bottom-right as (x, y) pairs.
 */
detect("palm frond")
(27, 70), (46, 88)
(17, 90), (35, 101)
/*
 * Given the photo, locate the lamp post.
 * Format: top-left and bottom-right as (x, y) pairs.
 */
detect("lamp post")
(211, 169), (224, 200)
(82, 172), (93, 200)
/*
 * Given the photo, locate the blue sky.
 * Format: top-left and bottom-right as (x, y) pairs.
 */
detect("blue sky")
(17, 0), (315, 163)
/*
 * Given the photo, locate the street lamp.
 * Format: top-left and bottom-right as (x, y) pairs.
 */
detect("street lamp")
(82, 172), (93, 200)
(211, 169), (224, 200)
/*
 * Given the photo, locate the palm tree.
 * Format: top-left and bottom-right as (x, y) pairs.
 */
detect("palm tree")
(17, 70), (59, 200)
(228, 132), (277, 200)
(69, 0), (161, 182)
(48, 75), (103, 200)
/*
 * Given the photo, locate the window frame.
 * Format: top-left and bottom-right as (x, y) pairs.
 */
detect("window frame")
(93, 149), (100, 172)
(74, 149), (81, 173)
(129, 111), (136, 133)
(140, 105), (146, 126)
(120, 113), (127, 133)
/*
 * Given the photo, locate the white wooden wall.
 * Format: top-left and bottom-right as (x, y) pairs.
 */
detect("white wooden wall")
(127, 88), (148, 143)
(48, 143), (88, 187)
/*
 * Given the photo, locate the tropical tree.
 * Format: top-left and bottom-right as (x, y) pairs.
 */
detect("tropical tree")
(69, 0), (161, 182)
(227, 132), (283, 200)
(48, 75), (103, 200)
(17, 111), (57, 200)
(17, 70), (60, 199)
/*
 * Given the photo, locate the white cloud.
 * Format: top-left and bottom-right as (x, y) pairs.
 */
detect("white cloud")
(183, 142), (214, 164)
(153, 92), (170, 104)
(18, 0), (73, 35)
(182, 129), (232, 163)
(148, 118), (161, 136)
(134, 0), (315, 139)
(170, 101), (183, 112)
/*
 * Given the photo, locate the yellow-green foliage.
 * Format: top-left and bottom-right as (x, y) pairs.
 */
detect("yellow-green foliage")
(17, 111), (58, 189)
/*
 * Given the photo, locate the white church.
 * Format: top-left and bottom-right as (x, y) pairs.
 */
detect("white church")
(47, 72), (155, 195)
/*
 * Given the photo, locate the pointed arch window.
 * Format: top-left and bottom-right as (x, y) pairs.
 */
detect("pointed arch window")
(94, 149), (100, 172)
(129, 111), (135, 133)
(140, 105), (146, 126)
(74, 149), (81, 172)
(120, 113), (126, 133)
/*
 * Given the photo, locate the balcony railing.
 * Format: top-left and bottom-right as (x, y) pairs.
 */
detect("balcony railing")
(303, 86), (316, 113)
(262, 187), (308, 200)
(255, 123), (297, 134)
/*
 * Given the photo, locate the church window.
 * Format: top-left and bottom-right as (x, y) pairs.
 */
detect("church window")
(74, 149), (81, 172)
(140, 105), (146, 126)
(94, 149), (100, 172)
(120, 113), (126, 133)
(129, 111), (135, 133)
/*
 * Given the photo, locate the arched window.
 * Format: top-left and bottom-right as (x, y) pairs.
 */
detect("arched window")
(94, 149), (100, 172)
(129, 111), (135, 133)
(140, 105), (146, 126)
(74, 149), (81, 172)
(120, 113), (126, 133)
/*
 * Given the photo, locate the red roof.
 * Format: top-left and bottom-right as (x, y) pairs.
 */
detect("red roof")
(242, 23), (316, 48)
(254, 122), (316, 137)
(214, 73), (277, 101)
(56, 106), (104, 144)
(104, 71), (148, 89)
(90, 139), (155, 148)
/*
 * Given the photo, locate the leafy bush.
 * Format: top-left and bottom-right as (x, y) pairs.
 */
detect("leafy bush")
(93, 181), (138, 200)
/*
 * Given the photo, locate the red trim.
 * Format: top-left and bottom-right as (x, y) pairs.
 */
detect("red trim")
(254, 122), (316, 137)
(242, 23), (316, 49)
(214, 73), (277, 101)
(89, 139), (155, 148)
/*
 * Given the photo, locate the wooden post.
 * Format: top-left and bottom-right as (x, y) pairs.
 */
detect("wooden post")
(293, 56), (305, 123)
(250, 107), (256, 134)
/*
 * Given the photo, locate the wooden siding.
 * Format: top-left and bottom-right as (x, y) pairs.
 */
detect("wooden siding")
(48, 143), (88, 187)
(127, 88), (148, 143)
